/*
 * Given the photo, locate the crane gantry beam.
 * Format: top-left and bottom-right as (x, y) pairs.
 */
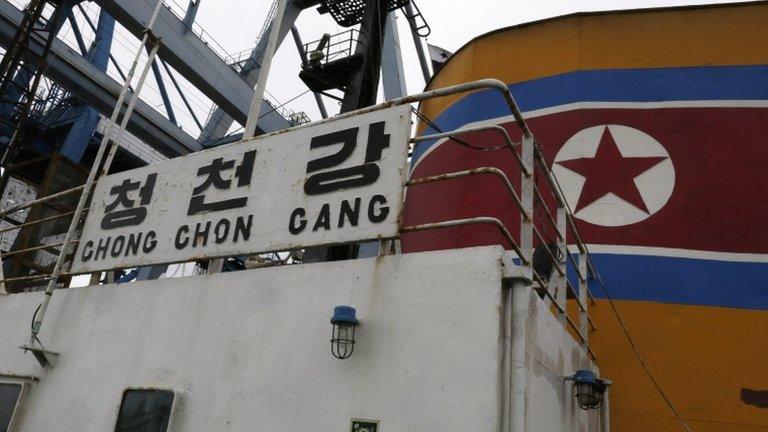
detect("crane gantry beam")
(94, 0), (293, 138)
(0, 0), (202, 156)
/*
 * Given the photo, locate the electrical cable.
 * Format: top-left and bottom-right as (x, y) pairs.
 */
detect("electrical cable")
(412, 107), (516, 151)
(591, 266), (693, 432)
(30, 302), (44, 347)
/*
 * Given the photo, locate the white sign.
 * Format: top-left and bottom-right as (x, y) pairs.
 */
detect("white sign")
(72, 106), (412, 273)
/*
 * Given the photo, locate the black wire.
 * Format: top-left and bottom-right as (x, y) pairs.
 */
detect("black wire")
(589, 267), (692, 431)
(411, 107), (510, 152)
(30, 302), (40, 331)
(30, 302), (44, 348)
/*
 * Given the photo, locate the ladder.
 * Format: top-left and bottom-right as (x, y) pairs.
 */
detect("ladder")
(0, 0), (170, 368)
(402, 0), (430, 37)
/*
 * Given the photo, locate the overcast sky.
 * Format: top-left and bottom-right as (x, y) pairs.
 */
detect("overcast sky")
(181, 0), (743, 123)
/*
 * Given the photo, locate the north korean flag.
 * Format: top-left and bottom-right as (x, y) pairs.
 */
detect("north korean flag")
(403, 100), (768, 310)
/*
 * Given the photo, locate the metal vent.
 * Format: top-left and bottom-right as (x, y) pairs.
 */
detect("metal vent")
(320, 0), (410, 27)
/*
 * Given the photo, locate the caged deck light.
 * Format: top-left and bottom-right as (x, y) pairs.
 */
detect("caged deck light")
(565, 370), (609, 410)
(330, 305), (359, 360)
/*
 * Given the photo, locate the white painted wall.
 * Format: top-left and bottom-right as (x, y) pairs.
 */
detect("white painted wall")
(0, 246), (598, 431)
(524, 288), (600, 432)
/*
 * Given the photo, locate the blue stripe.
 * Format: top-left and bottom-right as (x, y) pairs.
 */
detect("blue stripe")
(568, 254), (768, 310)
(413, 64), (768, 163)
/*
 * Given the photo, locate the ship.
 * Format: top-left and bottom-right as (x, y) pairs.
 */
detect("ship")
(0, 0), (765, 431)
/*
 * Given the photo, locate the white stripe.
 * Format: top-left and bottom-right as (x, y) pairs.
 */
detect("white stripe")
(411, 100), (768, 171)
(526, 100), (768, 119)
(568, 244), (768, 263)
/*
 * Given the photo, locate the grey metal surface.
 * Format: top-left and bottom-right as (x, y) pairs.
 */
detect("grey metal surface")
(0, 0), (202, 156)
(198, 0), (304, 142)
(381, 11), (407, 100)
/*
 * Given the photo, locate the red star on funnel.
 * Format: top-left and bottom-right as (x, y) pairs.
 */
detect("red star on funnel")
(557, 127), (667, 214)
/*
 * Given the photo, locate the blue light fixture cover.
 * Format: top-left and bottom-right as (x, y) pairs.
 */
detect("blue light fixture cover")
(572, 369), (598, 384)
(331, 305), (359, 325)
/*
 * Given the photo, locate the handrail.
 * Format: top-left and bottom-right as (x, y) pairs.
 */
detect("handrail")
(565, 251), (587, 283)
(532, 143), (597, 302)
(0, 77), (597, 369)
(395, 79), (531, 137)
(0, 240), (78, 259)
(25, 0), (168, 357)
(411, 124), (529, 177)
(0, 185), (84, 220)
(0, 271), (76, 284)
(532, 185), (566, 242)
(407, 167), (529, 221)
(565, 279), (598, 331)
(0, 208), (88, 236)
(400, 217), (527, 266)
(399, 89), (597, 355)
(406, 169), (575, 316)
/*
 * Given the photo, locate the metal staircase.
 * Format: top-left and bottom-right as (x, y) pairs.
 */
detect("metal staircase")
(0, 0), (68, 167)
(37, 96), (73, 128)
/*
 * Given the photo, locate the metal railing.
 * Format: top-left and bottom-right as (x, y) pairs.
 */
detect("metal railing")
(0, 185), (87, 292)
(162, 0), (234, 65)
(390, 79), (596, 357)
(223, 47), (256, 73)
(402, 157), (597, 358)
(303, 29), (359, 66)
